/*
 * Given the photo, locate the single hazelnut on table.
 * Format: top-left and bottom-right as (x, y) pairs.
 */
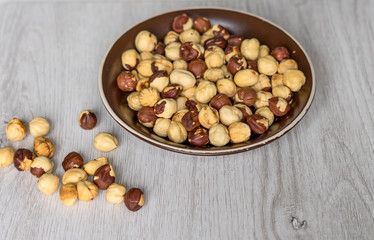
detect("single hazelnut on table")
(252, 74), (271, 92)
(164, 31), (179, 45)
(172, 13), (193, 33)
(227, 55), (247, 75)
(204, 36), (227, 49)
(216, 78), (237, 98)
(179, 29), (201, 43)
(161, 84), (183, 99)
(173, 59), (188, 70)
(219, 105), (243, 126)
(272, 85), (294, 102)
(208, 123), (230, 147)
(137, 106), (158, 128)
(195, 80), (217, 104)
(247, 60), (258, 72)
(188, 127), (209, 146)
(246, 114), (269, 134)
(259, 44), (270, 58)
(188, 59), (207, 78)
(6, 118), (27, 142)
(283, 69), (306, 92)
(278, 59), (298, 74)
(83, 157), (108, 176)
(139, 87), (160, 107)
(240, 38), (260, 61)
(170, 69), (196, 89)
(254, 91), (273, 109)
(172, 109), (189, 122)
(181, 108), (200, 132)
(29, 117), (50, 137)
(153, 118), (172, 137)
(228, 122), (251, 143)
(198, 106), (219, 129)
(30, 156), (54, 178)
(227, 35), (243, 47)
(168, 121), (188, 143)
(135, 30), (158, 52)
(59, 184), (78, 206)
(136, 78), (150, 92)
(210, 93), (232, 110)
(269, 97), (291, 117)
(124, 188), (145, 212)
(94, 164), (115, 190)
(258, 55), (279, 76)
(77, 180), (99, 202)
(151, 58), (173, 75)
(154, 98), (177, 118)
(34, 136), (55, 158)
(234, 103), (253, 121)
(106, 183), (127, 204)
(234, 69), (259, 88)
(271, 73), (284, 88)
(94, 132), (118, 152)
(179, 42), (203, 61)
(224, 45), (241, 63)
(234, 87), (257, 106)
(62, 168), (88, 185)
(37, 173), (59, 195)
(137, 60), (154, 77)
(140, 51), (153, 61)
(271, 46), (290, 62)
(0, 147), (15, 167)
(121, 49), (140, 70)
(13, 148), (34, 171)
(255, 107), (275, 126)
(148, 70), (169, 92)
(193, 16), (211, 34)
(117, 70), (137, 92)
(127, 91), (143, 111)
(79, 110), (97, 130)
(203, 68), (225, 82)
(153, 42), (165, 55)
(62, 152), (83, 171)
(165, 42), (182, 61)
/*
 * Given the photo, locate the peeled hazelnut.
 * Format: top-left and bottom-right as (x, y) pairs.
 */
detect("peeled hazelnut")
(62, 168), (88, 185)
(234, 87), (257, 106)
(83, 157), (108, 176)
(252, 74), (271, 92)
(154, 98), (177, 118)
(30, 156), (54, 178)
(170, 69), (196, 89)
(216, 78), (237, 97)
(77, 180), (99, 202)
(247, 60), (258, 72)
(259, 44), (270, 58)
(179, 42), (202, 61)
(137, 106), (158, 127)
(210, 94), (232, 110)
(153, 42), (165, 55)
(181, 108), (200, 132)
(188, 127), (209, 146)
(153, 118), (171, 137)
(193, 16), (211, 34)
(139, 87), (160, 107)
(198, 106), (219, 129)
(127, 91), (143, 111)
(59, 184), (78, 206)
(283, 70), (306, 92)
(241, 38), (260, 60)
(137, 60), (154, 77)
(164, 31), (179, 45)
(172, 109), (189, 122)
(179, 29), (201, 43)
(246, 114), (269, 134)
(271, 73), (284, 88)
(34, 136), (55, 158)
(271, 46), (290, 62)
(135, 30), (157, 52)
(205, 48), (225, 69)
(227, 55), (247, 75)
(6, 118), (27, 141)
(14, 148), (34, 171)
(140, 51), (153, 60)
(0, 147), (15, 167)
(272, 85), (294, 102)
(234, 103), (253, 121)
(228, 122), (251, 143)
(121, 49), (140, 70)
(136, 78), (150, 92)
(258, 55), (279, 75)
(165, 42), (182, 61)
(278, 59), (298, 74)
(255, 107), (275, 126)
(29, 117), (50, 137)
(106, 183), (127, 204)
(94, 164), (115, 190)
(254, 91), (273, 109)
(204, 36), (227, 49)
(148, 70), (169, 92)
(208, 123), (230, 147)
(224, 45), (241, 62)
(151, 58), (173, 75)
(203, 68), (225, 82)
(124, 188), (145, 212)
(195, 80), (217, 104)
(269, 97), (291, 117)
(173, 59), (188, 70)
(168, 121), (188, 143)
(234, 69), (259, 87)
(117, 71), (137, 92)
(37, 173), (59, 195)
(188, 59), (207, 78)
(161, 84), (183, 99)
(180, 86), (196, 99)
(172, 13), (193, 33)
(62, 152), (83, 171)
(93, 132), (119, 152)
(219, 105), (243, 126)
(79, 110), (97, 130)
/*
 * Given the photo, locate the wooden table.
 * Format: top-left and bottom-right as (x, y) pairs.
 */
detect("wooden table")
(0, 0), (373, 239)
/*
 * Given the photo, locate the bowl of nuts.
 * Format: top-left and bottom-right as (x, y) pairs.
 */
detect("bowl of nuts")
(98, 8), (315, 155)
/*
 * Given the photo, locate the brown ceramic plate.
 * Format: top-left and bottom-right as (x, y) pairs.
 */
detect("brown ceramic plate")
(98, 7), (315, 156)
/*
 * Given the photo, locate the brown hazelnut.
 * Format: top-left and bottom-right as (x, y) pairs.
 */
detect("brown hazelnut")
(278, 59), (298, 74)
(121, 49), (140, 70)
(185, 99), (201, 111)
(30, 156), (54, 178)
(188, 127), (209, 146)
(234, 87), (257, 106)
(137, 60), (154, 77)
(181, 108), (200, 132)
(170, 69), (196, 89)
(219, 105), (243, 126)
(283, 70), (306, 92)
(148, 70), (169, 92)
(254, 91), (273, 109)
(172, 109), (189, 122)
(0, 147), (15, 167)
(234, 69), (259, 87)
(124, 188), (145, 212)
(179, 29), (201, 43)
(210, 94), (232, 110)
(173, 59), (188, 70)
(208, 124), (230, 147)
(165, 42), (182, 61)
(151, 58), (173, 75)
(79, 110), (97, 130)
(228, 35), (243, 47)
(193, 16), (211, 34)
(272, 85), (294, 102)
(234, 103), (252, 121)
(227, 55), (247, 75)
(269, 97), (291, 117)
(228, 122), (251, 143)
(198, 106), (219, 129)
(161, 84), (183, 99)
(154, 98), (177, 118)
(77, 180), (99, 202)
(203, 68), (225, 82)
(6, 118), (27, 142)
(164, 31), (179, 45)
(188, 59), (207, 78)
(255, 107), (275, 126)
(211, 24), (230, 40)
(29, 117), (50, 137)
(116, 71), (137, 92)
(34, 136), (55, 158)
(153, 42), (165, 55)
(59, 184), (78, 206)
(135, 30), (157, 52)
(153, 118), (172, 137)
(179, 42), (202, 61)
(172, 13), (193, 33)
(137, 106), (157, 128)
(246, 114), (269, 134)
(93, 164), (115, 190)
(252, 74), (271, 92)
(14, 148), (34, 171)
(241, 38), (260, 60)
(83, 157), (108, 176)
(204, 36), (227, 49)
(224, 45), (241, 62)
(139, 87), (160, 107)
(167, 121), (188, 143)
(62, 152), (83, 171)
(195, 80), (217, 104)
(247, 60), (258, 72)
(258, 55), (279, 75)
(127, 91), (143, 111)
(216, 78), (237, 98)
(271, 46), (290, 62)
(37, 173), (60, 195)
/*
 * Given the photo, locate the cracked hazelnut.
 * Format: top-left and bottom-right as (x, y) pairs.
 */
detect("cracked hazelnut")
(0, 147), (15, 167)
(188, 127), (209, 146)
(195, 80), (217, 104)
(148, 70), (169, 92)
(59, 184), (78, 206)
(227, 55), (247, 74)
(161, 84), (183, 99)
(30, 156), (54, 178)
(198, 106), (219, 129)
(269, 97), (291, 117)
(254, 91), (273, 109)
(259, 44), (270, 58)
(151, 58), (173, 75)
(234, 87), (257, 106)
(29, 117), (50, 137)
(241, 38), (260, 60)
(135, 30), (157, 52)
(272, 85), (294, 102)
(14, 148), (34, 171)
(204, 36), (227, 49)
(228, 35), (243, 47)
(137, 60), (154, 77)
(216, 78), (237, 97)
(234, 103), (252, 121)
(228, 122), (251, 143)
(136, 78), (149, 92)
(271, 46), (290, 62)
(94, 164), (115, 190)
(172, 13), (193, 33)
(154, 98), (177, 118)
(173, 59), (188, 70)
(165, 42), (182, 61)
(62, 152), (83, 171)
(124, 188), (145, 212)
(140, 51), (153, 60)
(234, 69), (259, 87)
(203, 68), (225, 82)
(164, 31), (179, 45)
(188, 59), (207, 78)
(137, 106), (158, 127)
(79, 110), (97, 130)
(210, 94), (232, 110)
(209, 123), (230, 147)
(219, 105), (243, 126)
(271, 73), (284, 88)
(247, 60), (258, 72)
(77, 180), (99, 202)
(181, 108), (200, 132)
(246, 114), (269, 134)
(127, 91), (143, 111)
(193, 16), (211, 34)
(153, 118), (171, 137)
(139, 87), (160, 107)
(37, 173), (59, 195)
(170, 69), (196, 89)
(121, 49), (140, 70)
(83, 157), (108, 176)
(153, 42), (165, 55)
(180, 29), (201, 43)
(253, 74), (271, 92)
(117, 70), (137, 92)
(278, 59), (298, 74)
(34, 136), (55, 158)
(224, 45), (241, 62)
(258, 55), (278, 75)
(6, 118), (27, 142)
(106, 183), (127, 204)
(255, 107), (275, 126)
(62, 168), (88, 185)
(179, 42), (203, 61)
(172, 109), (189, 122)
(283, 70), (306, 92)
(93, 132), (119, 152)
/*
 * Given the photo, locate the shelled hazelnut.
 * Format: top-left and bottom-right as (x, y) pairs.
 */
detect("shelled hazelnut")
(77, 180), (99, 202)
(224, 45), (241, 62)
(252, 74), (271, 92)
(62, 168), (88, 185)
(195, 80), (217, 104)
(205, 47), (225, 68)
(176, 96), (188, 111)
(173, 59), (188, 70)
(258, 55), (278, 75)
(79, 110), (97, 130)
(59, 184), (78, 206)
(193, 16), (211, 34)
(148, 71), (169, 92)
(181, 106), (200, 132)
(94, 132), (118, 152)
(62, 152), (83, 171)
(29, 117), (50, 137)
(84, 157), (108, 176)
(204, 37), (227, 49)
(170, 69), (196, 89)
(228, 122), (251, 143)
(13, 148), (34, 171)
(135, 30), (157, 52)
(121, 49), (140, 70)
(37, 173), (59, 195)
(106, 183), (127, 204)
(153, 118), (172, 137)
(272, 85), (293, 102)
(254, 91), (273, 109)
(179, 29), (201, 43)
(283, 70), (306, 92)
(234, 87), (257, 106)
(165, 42), (182, 61)
(227, 55), (247, 75)
(139, 88), (160, 107)
(168, 121), (187, 143)
(0, 147), (15, 167)
(278, 59), (298, 74)
(6, 118), (27, 142)
(94, 164), (115, 190)
(246, 114), (269, 134)
(203, 68), (225, 82)
(271, 46), (290, 62)
(198, 106), (219, 129)
(34, 137), (55, 158)
(172, 109), (189, 122)
(234, 104), (252, 121)
(255, 107), (275, 126)
(140, 51), (153, 60)
(154, 99), (177, 118)
(210, 94), (232, 110)
(188, 127), (209, 146)
(161, 84), (183, 99)
(137, 60), (154, 77)
(136, 78), (150, 92)
(188, 59), (207, 78)
(180, 86), (196, 99)
(259, 45), (270, 58)
(127, 92), (143, 111)
(219, 105), (243, 126)
(269, 97), (291, 116)
(234, 69), (259, 87)
(117, 71), (137, 92)
(30, 156), (54, 178)
(240, 38), (260, 60)
(164, 31), (179, 45)
(137, 106), (158, 127)
(271, 73), (284, 88)
(152, 58), (173, 74)
(208, 123), (230, 147)
(172, 14), (193, 33)
(216, 78), (237, 97)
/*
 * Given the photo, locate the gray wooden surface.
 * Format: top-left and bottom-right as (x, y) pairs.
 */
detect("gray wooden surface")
(0, 0), (373, 239)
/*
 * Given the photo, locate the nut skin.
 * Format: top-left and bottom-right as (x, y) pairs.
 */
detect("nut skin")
(188, 59), (207, 78)
(59, 184), (78, 206)
(268, 97), (291, 117)
(271, 46), (290, 62)
(161, 84), (183, 99)
(29, 117), (50, 137)
(83, 157), (108, 176)
(153, 42), (165, 55)
(211, 24), (230, 40)
(30, 156), (54, 178)
(0, 147), (15, 167)
(210, 94), (232, 110)
(93, 164), (115, 190)
(124, 188), (145, 212)
(116, 71), (137, 92)
(106, 183), (127, 204)
(224, 45), (241, 62)
(137, 106), (158, 128)
(172, 13), (192, 33)
(204, 37), (227, 49)
(79, 110), (97, 130)
(179, 42), (200, 61)
(247, 60), (258, 72)
(227, 55), (247, 75)
(188, 127), (209, 146)
(34, 137), (55, 158)
(62, 168), (88, 185)
(94, 132), (119, 152)
(181, 108), (200, 132)
(6, 118), (27, 142)
(246, 114), (269, 134)
(234, 104), (253, 122)
(77, 180), (99, 202)
(37, 173), (59, 195)
(235, 87), (257, 106)
(62, 152), (83, 171)
(193, 16), (211, 34)
(227, 35), (243, 47)
(13, 148), (34, 171)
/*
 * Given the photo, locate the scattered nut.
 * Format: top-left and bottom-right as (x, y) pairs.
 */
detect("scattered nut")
(0, 147), (15, 167)
(208, 123), (230, 147)
(62, 168), (88, 185)
(29, 117), (50, 137)
(83, 157), (108, 176)
(106, 183), (127, 204)
(228, 122), (251, 143)
(34, 136), (55, 158)
(13, 148), (34, 171)
(62, 152), (83, 171)
(93, 132), (119, 152)
(137, 106), (158, 127)
(30, 156), (54, 178)
(37, 173), (60, 195)
(79, 110), (97, 130)
(124, 188), (145, 212)
(6, 118), (27, 141)
(77, 180), (99, 202)
(59, 184), (78, 206)
(94, 164), (115, 190)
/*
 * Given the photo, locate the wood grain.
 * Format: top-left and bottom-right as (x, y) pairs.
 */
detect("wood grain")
(0, 0), (373, 239)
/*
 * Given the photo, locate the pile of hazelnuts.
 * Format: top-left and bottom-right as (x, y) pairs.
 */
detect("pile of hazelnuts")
(116, 13), (306, 147)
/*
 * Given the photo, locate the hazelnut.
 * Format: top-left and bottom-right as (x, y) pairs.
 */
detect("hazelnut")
(165, 42), (182, 61)
(193, 16), (211, 34)
(173, 59), (188, 70)
(83, 157), (108, 176)
(210, 24), (230, 40)
(195, 80), (217, 104)
(77, 180), (99, 202)
(140, 51), (153, 60)
(106, 183), (127, 204)
(272, 85), (293, 102)
(121, 49), (140, 70)
(271, 46), (290, 62)
(234, 87), (257, 106)
(13, 148), (34, 171)
(6, 118), (27, 141)
(203, 68), (225, 82)
(79, 110), (97, 130)
(172, 13), (193, 33)
(240, 38), (260, 60)
(117, 70), (137, 92)
(254, 91), (273, 109)
(164, 31), (179, 45)
(198, 106), (219, 129)
(139, 87), (160, 107)
(252, 74), (271, 92)
(136, 78), (150, 92)
(259, 44), (270, 58)
(168, 121), (188, 143)
(210, 94), (232, 110)
(170, 69), (196, 89)
(271, 73), (284, 88)
(37, 173), (60, 195)
(127, 91), (143, 111)
(234, 103), (252, 121)
(62, 152), (83, 171)
(283, 70), (306, 92)
(151, 58), (173, 75)
(246, 114), (269, 134)
(93, 132), (119, 152)
(153, 42), (165, 55)
(205, 48), (225, 69)
(228, 122), (251, 143)
(137, 106), (158, 127)
(137, 60), (154, 77)
(124, 188), (145, 212)
(161, 84), (183, 99)
(148, 70), (169, 92)
(247, 60), (258, 72)
(181, 108), (200, 132)
(94, 164), (115, 190)
(0, 147), (15, 167)
(62, 168), (88, 185)
(34, 136), (55, 158)
(234, 69), (259, 87)
(255, 107), (275, 126)
(30, 156), (54, 178)
(269, 97), (291, 117)
(188, 127), (209, 146)
(219, 105), (243, 126)
(179, 29), (201, 43)
(153, 118), (172, 137)
(29, 117), (50, 137)
(180, 86), (196, 99)
(227, 35), (243, 47)
(188, 59), (207, 78)
(154, 98), (177, 118)
(59, 184), (78, 206)
(216, 78), (237, 97)
(135, 30), (157, 52)
(258, 55), (279, 75)
(227, 55), (247, 75)
(278, 59), (298, 74)
(179, 42), (202, 61)
(186, 99), (202, 111)
(204, 36), (227, 49)
(208, 123), (230, 147)
(224, 45), (241, 63)
(172, 109), (189, 122)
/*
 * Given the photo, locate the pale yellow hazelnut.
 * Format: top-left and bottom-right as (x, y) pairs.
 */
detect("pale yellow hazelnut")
(153, 118), (172, 137)
(139, 88), (160, 107)
(259, 44), (270, 58)
(272, 85), (293, 101)
(167, 121), (187, 143)
(234, 69), (259, 87)
(254, 91), (273, 109)
(216, 78), (237, 97)
(252, 74), (271, 92)
(106, 183), (127, 204)
(140, 51), (153, 60)
(198, 106), (219, 129)
(29, 117), (50, 137)
(283, 70), (306, 92)
(205, 48), (225, 68)
(258, 55), (278, 75)
(195, 80), (217, 103)
(173, 59), (188, 70)
(219, 106), (243, 126)
(278, 59), (298, 74)
(209, 123), (230, 147)
(59, 184), (78, 206)
(255, 107), (275, 126)
(241, 38), (260, 60)
(83, 157), (108, 176)
(152, 58), (173, 75)
(62, 168), (88, 185)
(172, 109), (189, 123)
(37, 173), (60, 195)
(6, 118), (27, 141)
(221, 65), (233, 80)
(182, 17), (193, 31)
(228, 122), (251, 143)
(77, 180), (98, 202)
(170, 69), (196, 89)
(30, 156), (54, 177)
(164, 31), (179, 45)
(203, 68), (225, 82)
(136, 60), (153, 77)
(127, 91), (143, 111)
(179, 29), (201, 43)
(149, 74), (169, 93)
(271, 73), (284, 88)
(121, 49), (141, 70)
(0, 147), (15, 167)
(180, 86), (196, 99)
(93, 132), (118, 152)
(136, 78), (149, 92)
(135, 30), (157, 52)
(165, 42), (182, 61)
(154, 99), (177, 118)
(176, 97), (188, 111)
